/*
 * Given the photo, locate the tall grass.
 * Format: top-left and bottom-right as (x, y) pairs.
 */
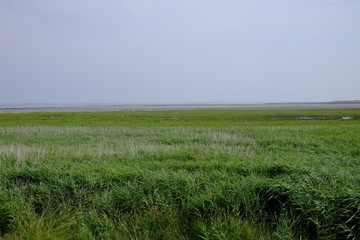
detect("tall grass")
(0, 111), (359, 239)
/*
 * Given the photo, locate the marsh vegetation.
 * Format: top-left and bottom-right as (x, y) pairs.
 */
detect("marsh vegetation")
(0, 109), (359, 239)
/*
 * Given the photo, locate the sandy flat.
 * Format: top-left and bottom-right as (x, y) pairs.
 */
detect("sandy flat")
(0, 102), (359, 112)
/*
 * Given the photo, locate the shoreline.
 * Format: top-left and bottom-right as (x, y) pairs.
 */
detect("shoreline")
(1, 102), (360, 112)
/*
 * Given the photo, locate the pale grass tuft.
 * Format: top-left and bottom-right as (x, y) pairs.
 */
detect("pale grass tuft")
(0, 144), (46, 167)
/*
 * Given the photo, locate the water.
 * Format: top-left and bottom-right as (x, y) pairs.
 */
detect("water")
(1, 102), (360, 112)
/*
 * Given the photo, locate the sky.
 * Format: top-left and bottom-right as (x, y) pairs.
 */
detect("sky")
(1, 0), (359, 104)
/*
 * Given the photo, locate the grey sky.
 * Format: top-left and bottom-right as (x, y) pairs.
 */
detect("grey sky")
(1, 0), (359, 103)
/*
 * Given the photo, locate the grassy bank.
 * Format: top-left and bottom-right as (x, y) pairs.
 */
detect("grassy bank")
(0, 110), (359, 239)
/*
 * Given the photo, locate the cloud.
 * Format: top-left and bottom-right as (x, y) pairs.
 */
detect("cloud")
(1, 0), (359, 103)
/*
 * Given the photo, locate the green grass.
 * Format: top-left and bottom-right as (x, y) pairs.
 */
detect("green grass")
(0, 109), (359, 239)
(1, 109), (360, 127)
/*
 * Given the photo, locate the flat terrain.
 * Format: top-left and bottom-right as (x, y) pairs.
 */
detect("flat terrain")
(0, 109), (359, 239)
(1, 102), (360, 112)
(1, 108), (360, 128)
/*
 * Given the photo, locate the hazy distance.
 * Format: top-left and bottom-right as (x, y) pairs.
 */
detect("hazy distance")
(1, 0), (359, 104)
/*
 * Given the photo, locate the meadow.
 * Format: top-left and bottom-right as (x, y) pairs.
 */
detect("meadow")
(0, 109), (359, 239)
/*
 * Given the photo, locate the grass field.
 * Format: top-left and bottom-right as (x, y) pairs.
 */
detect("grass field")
(0, 109), (359, 239)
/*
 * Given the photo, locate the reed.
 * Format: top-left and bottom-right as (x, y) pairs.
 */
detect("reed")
(0, 110), (359, 239)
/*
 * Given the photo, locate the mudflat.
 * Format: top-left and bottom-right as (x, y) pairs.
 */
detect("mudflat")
(1, 102), (360, 112)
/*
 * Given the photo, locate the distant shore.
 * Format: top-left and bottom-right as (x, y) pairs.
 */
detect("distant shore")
(1, 102), (360, 112)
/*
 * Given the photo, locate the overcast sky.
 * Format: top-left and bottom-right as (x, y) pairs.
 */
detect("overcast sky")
(1, 0), (359, 104)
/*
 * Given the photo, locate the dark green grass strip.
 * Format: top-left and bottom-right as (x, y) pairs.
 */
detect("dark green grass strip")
(1, 109), (360, 127)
